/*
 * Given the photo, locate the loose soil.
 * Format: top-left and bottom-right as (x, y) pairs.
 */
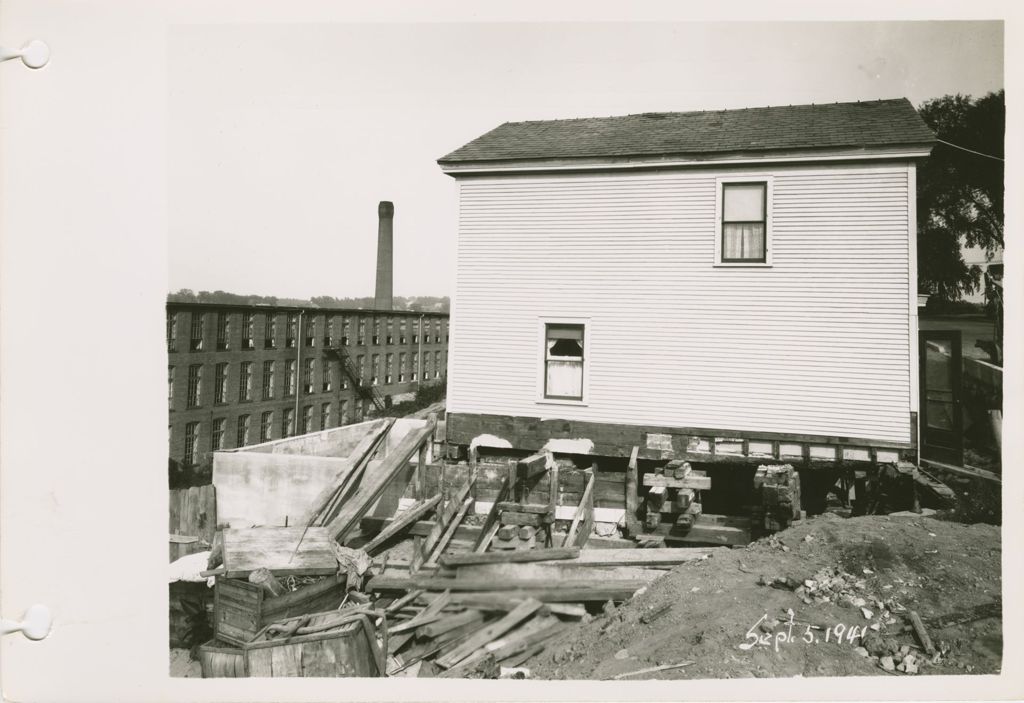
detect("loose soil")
(528, 513), (1001, 680)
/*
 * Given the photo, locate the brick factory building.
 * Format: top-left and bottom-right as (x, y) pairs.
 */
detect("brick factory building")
(167, 303), (449, 473)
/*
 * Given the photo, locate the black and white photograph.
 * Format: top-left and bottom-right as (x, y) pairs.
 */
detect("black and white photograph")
(0, 3), (1019, 701)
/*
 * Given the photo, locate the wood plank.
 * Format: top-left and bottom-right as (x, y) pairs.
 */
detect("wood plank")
(220, 526), (338, 578)
(474, 476), (509, 553)
(417, 609), (486, 639)
(369, 575), (648, 594)
(565, 548), (711, 566)
(427, 586), (642, 604)
(387, 589), (451, 655)
(643, 474), (712, 490)
(498, 511), (542, 527)
(440, 547), (579, 568)
(362, 495), (442, 556)
(624, 446), (640, 538)
(418, 473), (476, 571)
(486, 617), (565, 662)
(425, 496), (474, 567)
(563, 470), (594, 548)
(326, 422), (435, 542)
(457, 563), (667, 583)
(435, 599), (543, 669)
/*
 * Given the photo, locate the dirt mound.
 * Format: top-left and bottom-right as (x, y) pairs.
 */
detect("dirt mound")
(529, 513), (1001, 680)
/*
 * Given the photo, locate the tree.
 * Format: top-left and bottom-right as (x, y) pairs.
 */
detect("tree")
(916, 91), (1004, 302)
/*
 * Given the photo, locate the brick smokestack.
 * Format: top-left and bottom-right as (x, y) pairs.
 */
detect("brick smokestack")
(375, 201), (394, 311)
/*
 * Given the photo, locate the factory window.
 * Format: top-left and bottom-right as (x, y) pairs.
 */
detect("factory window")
(320, 402), (331, 430)
(306, 317), (316, 347)
(282, 408), (295, 438)
(399, 319), (407, 345)
(217, 312), (230, 351)
(717, 179), (771, 265)
(323, 316), (333, 347)
(303, 358), (315, 394)
(411, 352), (419, 382)
(168, 366), (175, 410)
(236, 414), (250, 447)
(385, 353), (393, 384)
(190, 313), (205, 351)
(238, 361), (253, 402)
(386, 318), (394, 345)
(184, 422), (200, 466)
(214, 362), (228, 404)
(434, 351), (441, 379)
(286, 314), (298, 348)
(285, 360), (296, 397)
(444, 320), (449, 344)
(302, 405), (313, 434)
(211, 418), (226, 451)
(262, 360), (275, 400)
(434, 320), (441, 343)
(341, 318), (350, 346)
(339, 400), (348, 425)
(424, 353), (431, 379)
(242, 313), (255, 349)
(357, 319), (366, 346)
(322, 362), (332, 393)
(167, 312), (178, 352)
(372, 319), (380, 346)
(264, 314), (277, 349)
(186, 364), (202, 408)
(544, 323), (585, 401)
(398, 353), (406, 382)
(259, 411), (273, 442)
(371, 354), (380, 385)
(356, 355), (365, 385)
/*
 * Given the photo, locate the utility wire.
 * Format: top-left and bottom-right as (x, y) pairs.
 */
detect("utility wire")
(935, 138), (1004, 162)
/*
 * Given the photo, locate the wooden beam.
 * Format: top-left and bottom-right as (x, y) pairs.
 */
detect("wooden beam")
(325, 421), (434, 542)
(424, 496), (474, 568)
(624, 446), (640, 538)
(473, 476), (510, 553)
(360, 516), (481, 542)
(418, 585), (644, 604)
(368, 575), (648, 594)
(563, 470), (594, 548)
(435, 599), (543, 669)
(362, 495), (442, 556)
(441, 548), (579, 568)
(643, 474), (711, 490)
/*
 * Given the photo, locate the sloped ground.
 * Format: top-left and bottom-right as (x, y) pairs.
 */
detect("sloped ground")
(528, 513), (1001, 680)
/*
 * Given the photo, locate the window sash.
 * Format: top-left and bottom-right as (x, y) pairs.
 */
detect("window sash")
(721, 182), (767, 263)
(543, 323), (585, 400)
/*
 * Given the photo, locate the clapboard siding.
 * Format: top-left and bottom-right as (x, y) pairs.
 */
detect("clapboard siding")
(448, 162), (914, 444)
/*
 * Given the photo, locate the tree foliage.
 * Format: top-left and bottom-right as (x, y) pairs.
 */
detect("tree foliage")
(916, 91), (1004, 301)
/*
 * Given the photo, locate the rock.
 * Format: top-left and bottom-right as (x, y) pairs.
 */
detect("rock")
(861, 608), (874, 620)
(804, 579), (817, 589)
(804, 534), (814, 542)
(854, 647), (870, 657)
(870, 623), (881, 631)
(852, 597), (867, 608)
(903, 654), (918, 674)
(614, 649), (629, 660)
(899, 645), (910, 656)
(896, 660), (906, 672)
(880, 656), (896, 672)
(863, 568), (874, 575)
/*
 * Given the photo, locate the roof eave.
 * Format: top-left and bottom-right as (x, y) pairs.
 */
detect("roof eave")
(438, 142), (935, 176)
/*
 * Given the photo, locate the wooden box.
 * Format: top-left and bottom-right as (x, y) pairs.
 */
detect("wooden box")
(214, 574), (346, 646)
(198, 639), (245, 678)
(244, 612), (384, 678)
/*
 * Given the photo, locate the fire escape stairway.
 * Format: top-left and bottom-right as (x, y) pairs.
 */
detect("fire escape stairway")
(325, 346), (387, 413)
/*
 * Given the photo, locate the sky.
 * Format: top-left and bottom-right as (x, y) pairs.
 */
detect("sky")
(168, 20), (1003, 300)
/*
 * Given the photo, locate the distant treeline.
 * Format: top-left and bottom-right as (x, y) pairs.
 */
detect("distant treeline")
(168, 289), (449, 312)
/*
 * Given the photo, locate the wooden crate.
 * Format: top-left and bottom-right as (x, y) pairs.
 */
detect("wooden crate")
(214, 574), (347, 646)
(244, 612), (384, 677)
(198, 639), (246, 678)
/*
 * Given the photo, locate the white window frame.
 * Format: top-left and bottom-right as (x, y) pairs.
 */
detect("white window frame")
(714, 174), (774, 268)
(535, 316), (590, 407)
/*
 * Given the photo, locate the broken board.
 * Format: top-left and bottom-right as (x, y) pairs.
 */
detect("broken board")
(221, 526), (338, 579)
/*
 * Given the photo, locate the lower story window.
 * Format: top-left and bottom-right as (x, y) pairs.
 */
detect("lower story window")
(544, 323), (585, 401)
(184, 421), (200, 465)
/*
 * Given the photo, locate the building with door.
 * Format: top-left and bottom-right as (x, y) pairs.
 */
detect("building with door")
(167, 302), (448, 473)
(438, 99), (935, 472)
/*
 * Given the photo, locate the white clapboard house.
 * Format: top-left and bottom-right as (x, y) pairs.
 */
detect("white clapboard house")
(437, 99), (935, 469)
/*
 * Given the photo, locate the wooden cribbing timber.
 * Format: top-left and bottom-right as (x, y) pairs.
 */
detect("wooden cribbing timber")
(435, 598), (544, 669)
(326, 420), (436, 542)
(440, 547), (580, 568)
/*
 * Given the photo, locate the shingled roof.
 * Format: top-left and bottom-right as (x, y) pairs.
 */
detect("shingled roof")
(438, 98), (934, 166)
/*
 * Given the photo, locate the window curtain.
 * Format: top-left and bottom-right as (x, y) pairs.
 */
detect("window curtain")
(723, 223), (765, 260)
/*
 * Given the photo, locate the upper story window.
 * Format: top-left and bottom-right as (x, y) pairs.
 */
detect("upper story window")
(286, 314), (298, 348)
(306, 317), (316, 347)
(303, 358), (315, 394)
(238, 361), (253, 402)
(399, 319), (407, 345)
(214, 362), (228, 404)
(167, 312), (178, 352)
(190, 313), (205, 351)
(217, 312), (230, 351)
(357, 319), (366, 346)
(341, 318), (351, 346)
(285, 359), (296, 397)
(242, 313), (255, 349)
(264, 314), (277, 349)
(717, 179), (772, 265)
(186, 364), (202, 408)
(323, 316), (333, 347)
(262, 360), (275, 400)
(372, 319), (380, 346)
(236, 414), (250, 447)
(386, 318), (394, 345)
(260, 411), (273, 442)
(544, 323), (585, 401)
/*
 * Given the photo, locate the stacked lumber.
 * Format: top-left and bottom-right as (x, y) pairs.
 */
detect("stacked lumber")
(642, 461), (708, 533)
(751, 464), (802, 535)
